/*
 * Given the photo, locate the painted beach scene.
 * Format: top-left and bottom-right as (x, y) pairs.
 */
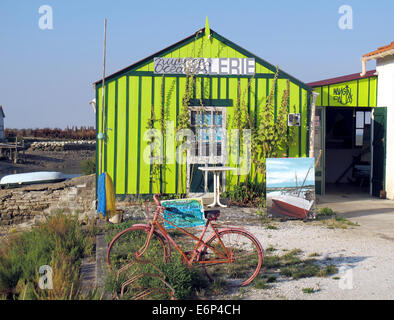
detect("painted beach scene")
(266, 158), (316, 220)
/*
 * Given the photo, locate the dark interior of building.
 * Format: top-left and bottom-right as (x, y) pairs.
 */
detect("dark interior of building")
(325, 107), (372, 194)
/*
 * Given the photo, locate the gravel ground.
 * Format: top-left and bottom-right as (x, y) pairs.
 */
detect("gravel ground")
(221, 219), (394, 300)
(2, 196), (393, 300)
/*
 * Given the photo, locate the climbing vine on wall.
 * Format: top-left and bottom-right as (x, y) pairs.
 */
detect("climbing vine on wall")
(147, 29), (297, 198)
(253, 71), (296, 184)
(228, 66), (297, 193)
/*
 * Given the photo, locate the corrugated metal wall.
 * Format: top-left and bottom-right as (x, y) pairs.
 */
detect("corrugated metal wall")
(313, 77), (378, 107)
(96, 31), (310, 196)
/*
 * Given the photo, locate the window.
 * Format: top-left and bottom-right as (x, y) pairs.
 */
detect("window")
(355, 110), (371, 147)
(189, 107), (226, 164)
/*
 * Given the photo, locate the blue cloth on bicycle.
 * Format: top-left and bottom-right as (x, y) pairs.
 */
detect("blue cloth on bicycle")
(161, 199), (206, 229)
(97, 172), (106, 217)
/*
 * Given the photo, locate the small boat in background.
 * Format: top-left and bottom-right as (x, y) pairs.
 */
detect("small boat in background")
(271, 195), (314, 219)
(0, 171), (67, 188)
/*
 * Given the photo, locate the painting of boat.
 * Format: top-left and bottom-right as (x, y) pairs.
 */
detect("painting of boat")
(0, 171), (66, 188)
(271, 194), (314, 219)
(266, 158), (316, 220)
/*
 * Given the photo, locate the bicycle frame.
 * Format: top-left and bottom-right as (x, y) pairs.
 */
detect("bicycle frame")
(136, 196), (231, 267)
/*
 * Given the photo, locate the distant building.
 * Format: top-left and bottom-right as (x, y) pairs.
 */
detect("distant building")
(308, 41), (394, 200)
(0, 105), (5, 140)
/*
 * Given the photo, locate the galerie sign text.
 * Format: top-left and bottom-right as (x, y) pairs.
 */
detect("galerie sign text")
(154, 58), (255, 76)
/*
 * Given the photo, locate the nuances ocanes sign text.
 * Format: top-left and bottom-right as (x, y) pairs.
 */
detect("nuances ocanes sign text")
(154, 58), (255, 75)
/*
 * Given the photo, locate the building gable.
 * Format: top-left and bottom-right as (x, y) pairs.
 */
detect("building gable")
(95, 28), (309, 91)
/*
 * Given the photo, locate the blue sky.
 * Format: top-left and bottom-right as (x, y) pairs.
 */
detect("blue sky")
(0, 0), (393, 129)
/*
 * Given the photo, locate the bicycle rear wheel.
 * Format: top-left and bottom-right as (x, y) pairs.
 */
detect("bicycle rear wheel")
(107, 225), (170, 271)
(201, 229), (264, 287)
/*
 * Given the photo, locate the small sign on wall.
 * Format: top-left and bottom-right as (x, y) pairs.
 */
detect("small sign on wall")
(288, 113), (301, 127)
(333, 85), (353, 105)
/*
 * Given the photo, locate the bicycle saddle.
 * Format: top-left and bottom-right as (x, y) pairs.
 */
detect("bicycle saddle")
(204, 210), (220, 221)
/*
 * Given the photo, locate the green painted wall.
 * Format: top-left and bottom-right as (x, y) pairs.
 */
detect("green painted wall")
(313, 76), (378, 108)
(95, 29), (311, 195)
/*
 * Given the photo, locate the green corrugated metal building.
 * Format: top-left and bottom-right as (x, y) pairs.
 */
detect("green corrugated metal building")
(94, 26), (311, 197)
(308, 70), (385, 197)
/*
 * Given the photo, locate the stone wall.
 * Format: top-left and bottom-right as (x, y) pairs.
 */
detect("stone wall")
(0, 175), (96, 227)
(29, 140), (96, 152)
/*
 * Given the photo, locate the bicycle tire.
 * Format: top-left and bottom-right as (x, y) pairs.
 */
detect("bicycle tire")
(201, 229), (264, 287)
(107, 225), (170, 271)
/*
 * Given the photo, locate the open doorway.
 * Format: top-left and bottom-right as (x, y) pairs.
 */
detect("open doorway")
(325, 107), (372, 195)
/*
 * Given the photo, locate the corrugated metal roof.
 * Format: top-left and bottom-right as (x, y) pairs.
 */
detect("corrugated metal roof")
(307, 70), (376, 88)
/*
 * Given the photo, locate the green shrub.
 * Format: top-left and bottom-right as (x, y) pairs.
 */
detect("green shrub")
(253, 279), (269, 289)
(0, 213), (95, 299)
(160, 253), (200, 299)
(317, 264), (338, 277)
(302, 287), (316, 294)
(105, 250), (207, 300)
(264, 248), (339, 282)
(318, 207), (335, 217)
(265, 274), (277, 283)
(222, 179), (265, 208)
(81, 157), (96, 175)
(103, 219), (140, 244)
(104, 219), (210, 300)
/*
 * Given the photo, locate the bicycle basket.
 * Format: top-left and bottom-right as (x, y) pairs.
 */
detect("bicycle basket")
(161, 198), (205, 229)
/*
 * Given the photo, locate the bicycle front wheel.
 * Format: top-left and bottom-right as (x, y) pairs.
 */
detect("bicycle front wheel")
(107, 225), (170, 271)
(201, 229), (264, 287)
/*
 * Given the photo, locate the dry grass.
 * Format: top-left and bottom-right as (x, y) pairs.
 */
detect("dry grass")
(0, 212), (96, 300)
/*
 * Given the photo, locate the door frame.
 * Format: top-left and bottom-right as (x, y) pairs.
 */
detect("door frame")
(320, 106), (377, 196)
(186, 106), (227, 194)
(315, 107), (326, 195)
(370, 107), (387, 197)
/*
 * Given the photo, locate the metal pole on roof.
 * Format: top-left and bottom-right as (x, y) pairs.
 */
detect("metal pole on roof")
(99, 18), (107, 174)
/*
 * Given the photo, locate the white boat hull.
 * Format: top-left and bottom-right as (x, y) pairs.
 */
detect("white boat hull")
(0, 171), (66, 187)
(271, 195), (314, 219)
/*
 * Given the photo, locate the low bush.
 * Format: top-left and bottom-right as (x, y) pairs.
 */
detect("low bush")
(317, 207), (335, 217)
(105, 250), (208, 300)
(81, 157), (96, 175)
(262, 249), (338, 282)
(104, 221), (212, 300)
(315, 208), (359, 229)
(222, 179), (265, 208)
(0, 213), (96, 300)
(302, 287), (317, 294)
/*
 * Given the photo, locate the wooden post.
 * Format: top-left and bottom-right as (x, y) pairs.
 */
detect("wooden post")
(14, 137), (17, 164)
(309, 92), (320, 159)
(99, 18), (107, 175)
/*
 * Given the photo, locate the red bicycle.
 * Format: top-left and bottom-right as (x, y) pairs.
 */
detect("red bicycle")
(107, 194), (264, 287)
